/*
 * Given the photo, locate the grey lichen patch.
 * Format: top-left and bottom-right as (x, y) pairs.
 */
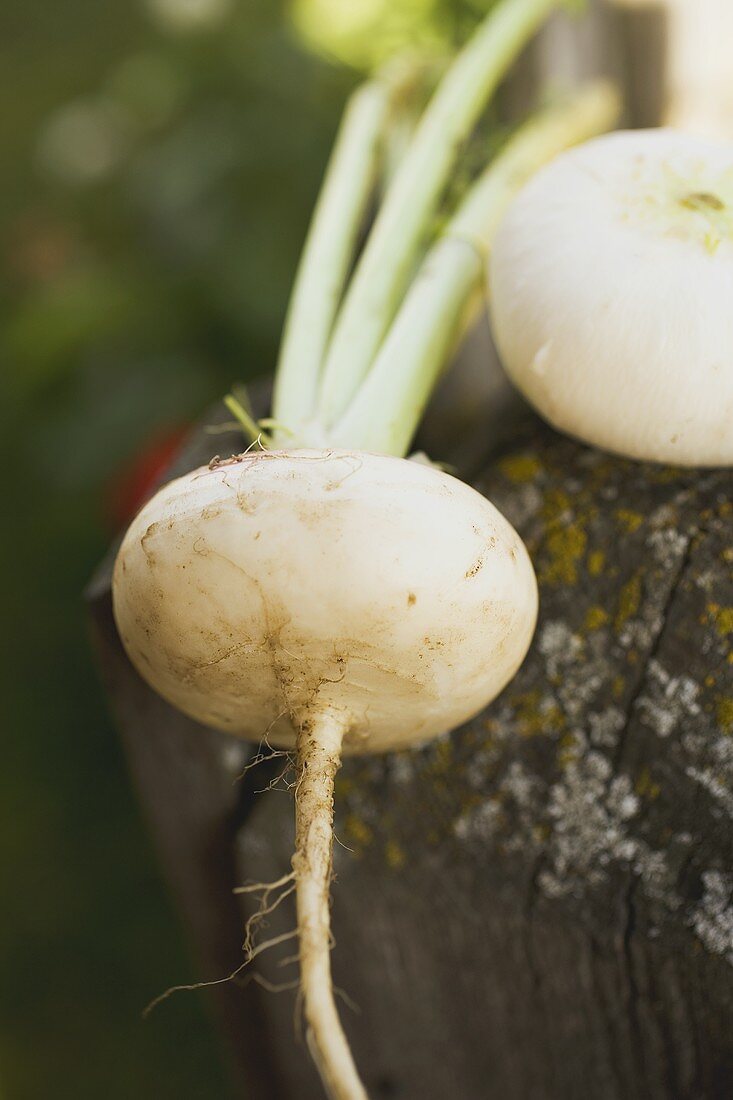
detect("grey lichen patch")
(637, 659), (702, 739)
(537, 620), (610, 720)
(685, 731), (733, 818)
(587, 705), (626, 748)
(690, 871), (733, 966)
(538, 621), (583, 680)
(647, 525), (688, 568)
(538, 746), (641, 899)
(454, 798), (502, 843)
(454, 759), (543, 849)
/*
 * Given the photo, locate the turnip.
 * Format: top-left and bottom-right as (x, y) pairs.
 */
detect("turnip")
(489, 128), (733, 465)
(112, 2), (619, 1095)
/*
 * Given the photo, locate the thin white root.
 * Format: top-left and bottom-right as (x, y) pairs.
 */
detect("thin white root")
(141, 928), (299, 1018)
(234, 870), (296, 896)
(294, 712), (367, 1100)
(242, 880), (296, 956)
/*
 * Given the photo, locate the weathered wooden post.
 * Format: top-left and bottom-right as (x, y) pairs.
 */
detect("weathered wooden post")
(88, 4), (733, 1096)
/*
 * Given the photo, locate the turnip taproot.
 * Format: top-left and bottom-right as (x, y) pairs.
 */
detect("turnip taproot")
(112, 2), (619, 1096)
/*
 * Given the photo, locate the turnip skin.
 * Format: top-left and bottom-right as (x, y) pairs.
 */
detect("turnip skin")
(489, 129), (733, 467)
(113, 448), (538, 755)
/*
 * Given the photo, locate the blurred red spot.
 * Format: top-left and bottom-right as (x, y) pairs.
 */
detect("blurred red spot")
(8, 209), (77, 285)
(106, 426), (188, 531)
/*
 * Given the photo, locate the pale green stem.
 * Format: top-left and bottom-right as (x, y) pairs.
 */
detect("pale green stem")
(381, 103), (421, 194)
(271, 80), (390, 434)
(223, 394), (263, 445)
(379, 57), (445, 192)
(316, 0), (562, 428)
(331, 81), (621, 458)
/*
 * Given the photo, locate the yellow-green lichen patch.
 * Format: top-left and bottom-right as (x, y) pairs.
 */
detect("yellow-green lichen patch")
(706, 603), (733, 639)
(716, 697), (733, 734)
(335, 775), (355, 799)
(587, 549), (606, 577)
(541, 522), (588, 586)
(557, 731), (581, 769)
(650, 465), (684, 484)
(635, 766), (661, 801)
(542, 487), (572, 522)
(343, 814), (373, 855)
(385, 838), (406, 870)
(585, 456), (618, 492)
(482, 716), (501, 738)
(508, 688), (566, 738)
(498, 453), (543, 483)
(420, 736), (454, 788)
(614, 508), (644, 534)
(615, 572), (643, 632)
(612, 675), (626, 700)
(431, 736), (453, 768)
(584, 605), (610, 632)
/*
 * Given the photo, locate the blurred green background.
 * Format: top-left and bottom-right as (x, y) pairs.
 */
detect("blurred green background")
(0, 1), (489, 1096)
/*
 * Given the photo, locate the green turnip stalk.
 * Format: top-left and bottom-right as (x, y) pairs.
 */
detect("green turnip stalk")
(271, 80), (390, 435)
(378, 55), (445, 191)
(316, 0), (564, 428)
(333, 82), (620, 456)
(273, 56), (440, 440)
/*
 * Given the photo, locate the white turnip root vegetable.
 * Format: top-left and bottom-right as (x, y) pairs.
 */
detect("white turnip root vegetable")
(114, 451), (538, 754)
(489, 128), (733, 466)
(112, 2), (619, 1096)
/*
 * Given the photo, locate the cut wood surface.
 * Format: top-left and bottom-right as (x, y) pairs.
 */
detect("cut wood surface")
(88, 351), (733, 1098)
